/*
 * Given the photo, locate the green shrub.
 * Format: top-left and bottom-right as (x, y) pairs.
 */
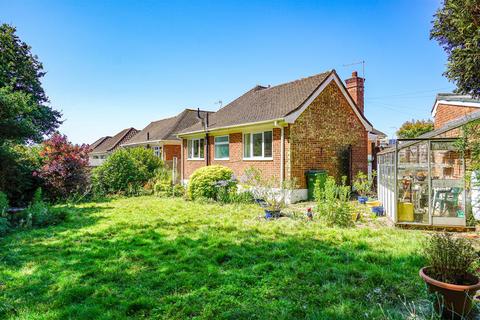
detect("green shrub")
(187, 165), (234, 200)
(23, 188), (65, 227)
(315, 176), (353, 227)
(0, 217), (10, 236)
(0, 191), (8, 217)
(92, 148), (163, 196)
(423, 233), (478, 284)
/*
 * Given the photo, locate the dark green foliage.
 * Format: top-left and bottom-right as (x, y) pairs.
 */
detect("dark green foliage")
(396, 119), (434, 139)
(423, 233), (478, 285)
(0, 144), (43, 206)
(431, 0), (480, 97)
(0, 24), (61, 143)
(92, 148), (163, 196)
(0, 217), (9, 236)
(0, 191), (8, 216)
(187, 165), (235, 200)
(315, 176), (353, 227)
(0, 24), (61, 205)
(0, 196), (429, 319)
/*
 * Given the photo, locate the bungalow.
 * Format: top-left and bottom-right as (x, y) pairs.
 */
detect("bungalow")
(89, 127), (138, 166)
(378, 94), (480, 228)
(178, 70), (374, 202)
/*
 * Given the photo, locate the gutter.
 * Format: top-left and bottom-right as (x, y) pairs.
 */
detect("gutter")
(177, 118), (286, 138)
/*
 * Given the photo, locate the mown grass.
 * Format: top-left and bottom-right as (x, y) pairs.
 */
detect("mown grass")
(0, 196), (429, 319)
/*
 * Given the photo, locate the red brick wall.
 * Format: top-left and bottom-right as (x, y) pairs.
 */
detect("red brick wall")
(434, 104), (479, 129)
(163, 144), (181, 161)
(182, 129), (283, 184)
(289, 82), (368, 188)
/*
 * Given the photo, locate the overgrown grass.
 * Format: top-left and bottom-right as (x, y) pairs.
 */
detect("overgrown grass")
(0, 196), (429, 319)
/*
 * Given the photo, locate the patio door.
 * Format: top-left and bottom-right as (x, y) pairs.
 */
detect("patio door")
(429, 141), (466, 226)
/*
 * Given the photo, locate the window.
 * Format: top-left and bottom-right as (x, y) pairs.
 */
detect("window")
(243, 131), (273, 159)
(93, 156), (99, 159)
(187, 138), (205, 160)
(153, 146), (162, 158)
(214, 135), (229, 159)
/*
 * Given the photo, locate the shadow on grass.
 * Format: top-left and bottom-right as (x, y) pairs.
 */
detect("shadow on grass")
(0, 215), (427, 320)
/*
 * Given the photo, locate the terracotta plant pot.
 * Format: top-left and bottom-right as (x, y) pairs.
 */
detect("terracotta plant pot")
(419, 267), (480, 319)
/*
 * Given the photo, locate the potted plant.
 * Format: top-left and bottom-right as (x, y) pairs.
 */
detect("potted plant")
(353, 171), (375, 204)
(420, 233), (480, 319)
(241, 167), (296, 219)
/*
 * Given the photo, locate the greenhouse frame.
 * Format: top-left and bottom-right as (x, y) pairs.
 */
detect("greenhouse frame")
(377, 112), (480, 228)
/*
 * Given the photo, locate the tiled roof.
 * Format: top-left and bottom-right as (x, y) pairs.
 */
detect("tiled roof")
(125, 109), (212, 145)
(89, 136), (110, 150)
(179, 71), (333, 133)
(91, 127), (138, 153)
(370, 128), (387, 138)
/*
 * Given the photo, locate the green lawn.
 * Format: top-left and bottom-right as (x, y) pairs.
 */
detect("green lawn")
(0, 196), (429, 319)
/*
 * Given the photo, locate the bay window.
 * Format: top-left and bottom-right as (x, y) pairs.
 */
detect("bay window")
(243, 131), (273, 159)
(187, 138), (205, 160)
(214, 135), (229, 160)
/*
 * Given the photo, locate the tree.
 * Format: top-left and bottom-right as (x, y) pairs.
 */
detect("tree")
(0, 24), (61, 144)
(396, 119), (434, 139)
(431, 0), (480, 97)
(35, 134), (90, 201)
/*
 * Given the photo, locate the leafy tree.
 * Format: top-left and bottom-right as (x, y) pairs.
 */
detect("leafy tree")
(431, 0), (480, 97)
(0, 24), (62, 204)
(0, 24), (61, 143)
(35, 134), (90, 201)
(396, 119), (434, 139)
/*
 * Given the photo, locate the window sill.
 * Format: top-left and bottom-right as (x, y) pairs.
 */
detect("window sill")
(242, 157), (273, 161)
(187, 158), (205, 161)
(214, 158), (229, 161)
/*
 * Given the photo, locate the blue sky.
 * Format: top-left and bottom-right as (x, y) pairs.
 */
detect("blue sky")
(0, 0), (453, 143)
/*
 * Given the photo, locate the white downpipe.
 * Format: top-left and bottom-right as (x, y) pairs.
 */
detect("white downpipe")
(180, 140), (184, 182)
(274, 121), (285, 186)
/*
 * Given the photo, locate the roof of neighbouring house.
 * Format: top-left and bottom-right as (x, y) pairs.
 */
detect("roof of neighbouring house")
(124, 109), (212, 146)
(179, 70), (372, 134)
(431, 93), (480, 115)
(90, 127), (138, 153)
(370, 128), (387, 138)
(90, 136), (111, 150)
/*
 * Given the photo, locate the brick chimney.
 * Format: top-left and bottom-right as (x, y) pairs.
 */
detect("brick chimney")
(345, 71), (364, 114)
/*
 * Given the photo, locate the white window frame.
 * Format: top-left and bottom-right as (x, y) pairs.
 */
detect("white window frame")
(153, 146), (162, 158)
(214, 135), (229, 160)
(187, 138), (205, 160)
(243, 130), (273, 160)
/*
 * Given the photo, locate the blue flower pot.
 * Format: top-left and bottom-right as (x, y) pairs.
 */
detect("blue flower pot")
(371, 206), (384, 216)
(265, 210), (280, 219)
(358, 196), (368, 204)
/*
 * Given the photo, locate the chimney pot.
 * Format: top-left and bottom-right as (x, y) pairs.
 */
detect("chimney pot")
(352, 71), (358, 77)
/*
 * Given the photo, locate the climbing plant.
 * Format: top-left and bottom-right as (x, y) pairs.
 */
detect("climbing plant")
(456, 119), (480, 225)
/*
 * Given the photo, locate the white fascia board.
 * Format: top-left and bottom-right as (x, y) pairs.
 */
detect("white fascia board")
(284, 73), (373, 131)
(432, 100), (480, 117)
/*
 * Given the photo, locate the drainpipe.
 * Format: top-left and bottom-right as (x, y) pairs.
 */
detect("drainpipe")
(274, 121), (285, 186)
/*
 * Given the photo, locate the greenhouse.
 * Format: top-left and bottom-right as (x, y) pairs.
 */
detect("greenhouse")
(377, 112), (480, 228)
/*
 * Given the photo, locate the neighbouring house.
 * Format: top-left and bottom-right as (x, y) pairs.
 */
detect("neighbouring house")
(432, 93), (480, 129)
(120, 109), (212, 181)
(178, 70), (374, 202)
(89, 127), (138, 166)
(378, 94), (480, 229)
(368, 128), (387, 177)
